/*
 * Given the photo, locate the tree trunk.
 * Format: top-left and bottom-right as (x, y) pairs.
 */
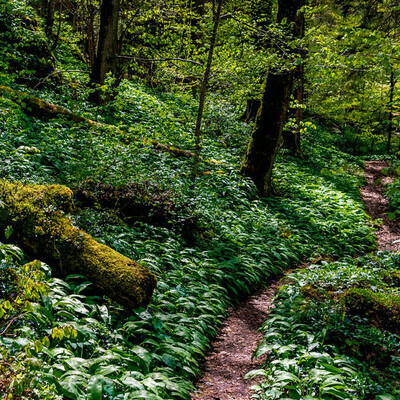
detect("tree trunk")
(45, 0), (56, 38)
(387, 68), (395, 154)
(240, 99), (261, 124)
(284, 61), (304, 154)
(353, 136), (359, 155)
(0, 181), (156, 308)
(283, 3), (305, 155)
(241, 71), (294, 195)
(193, 0), (223, 172)
(89, 0), (120, 102)
(241, 0), (303, 196)
(294, 61), (304, 153)
(87, 3), (96, 67)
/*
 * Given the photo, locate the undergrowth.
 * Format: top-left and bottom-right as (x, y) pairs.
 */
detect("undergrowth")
(0, 10), (381, 398)
(250, 253), (400, 400)
(0, 77), (377, 399)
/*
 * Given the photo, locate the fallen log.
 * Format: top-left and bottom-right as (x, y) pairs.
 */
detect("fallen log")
(0, 181), (157, 308)
(0, 85), (195, 159)
(74, 179), (199, 243)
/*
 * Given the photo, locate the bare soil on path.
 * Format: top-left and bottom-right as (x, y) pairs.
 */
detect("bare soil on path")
(190, 282), (282, 400)
(191, 160), (399, 400)
(361, 160), (400, 251)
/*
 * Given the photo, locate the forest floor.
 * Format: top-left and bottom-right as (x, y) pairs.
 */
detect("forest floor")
(190, 160), (400, 400)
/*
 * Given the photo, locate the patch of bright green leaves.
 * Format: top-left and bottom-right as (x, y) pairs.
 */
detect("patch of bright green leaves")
(250, 253), (400, 400)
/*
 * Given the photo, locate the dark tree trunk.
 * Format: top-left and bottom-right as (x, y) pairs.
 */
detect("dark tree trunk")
(353, 136), (359, 155)
(241, 0), (303, 196)
(45, 0), (56, 37)
(241, 71), (294, 194)
(50, 1), (63, 50)
(89, 0), (120, 102)
(240, 99), (261, 124)
(370, 138), (375, 155)
(294, 61), (304, 152)
(283, 3), (305, 155)
(193, 0), (205, 16)
(87, 3), (96, 67)
(284, 61), (304, 154)
(277, 0), (303, 25)
(387, 68), (395, 154)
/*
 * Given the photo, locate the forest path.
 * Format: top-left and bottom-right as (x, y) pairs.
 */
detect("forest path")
(191, 160), (398, 400)
(190, 281), (283, 400)
(361, 160), (400, 251)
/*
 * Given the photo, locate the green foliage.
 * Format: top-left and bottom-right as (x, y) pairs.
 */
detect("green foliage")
(0, 74), (377, 398)
(0, 0), (55, 86)
(305, 2), (400, 153)
(251, 253), (400, 399)
(345, 288), (400, 333)
(247, 289), (360, 399)
(0, 2), (392, 398)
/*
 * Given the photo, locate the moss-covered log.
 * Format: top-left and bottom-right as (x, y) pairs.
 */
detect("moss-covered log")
(344, 288), (400, 334)
(0, 85), (195, 159)
(0, 181), (157, 308)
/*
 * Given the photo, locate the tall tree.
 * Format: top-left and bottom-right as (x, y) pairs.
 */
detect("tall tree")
(241, 0), (304, 196)
(193, 0), (223, 172)
(387, 67), (396, 154)
(283, 2), (305, 155)
(89, 0), (120, 102)
(44, 0), (56, 38)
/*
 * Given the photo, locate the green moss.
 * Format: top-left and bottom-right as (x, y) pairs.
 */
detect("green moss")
(344, 288), (400, 334)
(0, 180), (156, 308)
(300, 283), (334, 302)
(381, 270), (400, 287)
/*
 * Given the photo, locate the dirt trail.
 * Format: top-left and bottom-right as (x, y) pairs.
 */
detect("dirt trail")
(190, 282), (282, 400)
(361, 160), (400, 251)
(191, 160), (399, 400)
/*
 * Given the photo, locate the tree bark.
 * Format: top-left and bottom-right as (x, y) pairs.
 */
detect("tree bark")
(353, 135), (359, 155)
(89, 0), (120, 102)
(45, 0), (56, 38)
(241, 0), (303, 196)
(294, 61), (304, 153)
(240, 99), (261, 124)
(283, 2), (305, 155)
(193, 0), (223, 172)
(0, 181), (156, 308)
(241, 71), (294, 194)
(387, 68), (395, 154)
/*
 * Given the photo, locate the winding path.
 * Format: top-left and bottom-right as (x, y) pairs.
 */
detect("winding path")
(361, 161), (400, 251)
(190, 283), (282, 400)
(191, 160), (400, 400)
